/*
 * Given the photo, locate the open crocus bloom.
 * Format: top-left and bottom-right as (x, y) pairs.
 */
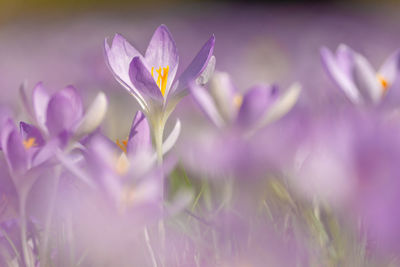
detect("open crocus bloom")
(321, 44), (400, 105)
(190, 71), (301, 133)
(104, 25), (215, 131)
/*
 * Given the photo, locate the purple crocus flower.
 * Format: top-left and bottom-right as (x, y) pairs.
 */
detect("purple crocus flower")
(105, 25), (215, 116)
(20, 82), (108, 141)
(86, 110), (181, 208)
(189, 71), (301, 133)
(0, 118), (61, 196)
(321, 44), (400, 105)
(105, 25), (215, 159)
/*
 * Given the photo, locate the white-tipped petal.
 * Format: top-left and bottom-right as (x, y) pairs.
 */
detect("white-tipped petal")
(353, 53), (382, 104)
(379, 49), (400, 88)
(196, 55), (216, 85)
(190, 83), (225, 128)
(75, 92), (108, 137)
(162, 119), (181, 155)
(256, 82), (302, 128)
(320, 46), (362, 104)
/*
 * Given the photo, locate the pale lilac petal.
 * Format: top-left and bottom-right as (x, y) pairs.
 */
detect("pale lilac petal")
(379, 49), (400, 86)
(75, 92), (108, 138)
(32, 82), (50, 130)
(104, 35), (149, 111)
(145, 25), (179, 93)
(171, 35), (215, 97)
(190, 82), (225, 128)
(320, 46), (362, 104)
(1, 120), (27, 174)
(255, 83), (302, 129)
(0, 108), (13, 150)
(335, 44), (355, 77)
(236, 85), (279, 128)
(209, 71), (238, 122)
(127, 111), (151, 155)
(104, 34), (141, 90)
(45, 86), (83, 136)
(162, 119), (181, 155)
(353, 53), (382, 104)
(129, 57), (164, 102)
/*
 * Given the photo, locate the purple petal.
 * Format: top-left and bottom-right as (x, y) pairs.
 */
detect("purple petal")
(171, 35), (215, 97)
(320, 46), (361, 104)
(31, 136), (62, 168)
(145, 25), (179, 92)
(1, 120), (27, 174)
(189, 82), (224, 128)
(129, 57), (164, 102)
(379, 49), (400, 87)
(127, 111), (151, 155)
(45, 86), (83, 136)
(32, 82), (50, 129)
(236, 85), (279, 128)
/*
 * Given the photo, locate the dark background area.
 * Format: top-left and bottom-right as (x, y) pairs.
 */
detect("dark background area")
(0, 0), (394, 25)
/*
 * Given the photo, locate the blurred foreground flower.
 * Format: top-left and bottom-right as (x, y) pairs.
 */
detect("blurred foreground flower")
(190, 71), (301, 134)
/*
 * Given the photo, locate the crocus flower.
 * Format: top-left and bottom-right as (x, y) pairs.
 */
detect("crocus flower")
(86, 110), (181, 208)
(105, 25), (215, 159)
(20, 82), (108, 142)
(320, 44), (400, 105)
(189, 71), (301, 133)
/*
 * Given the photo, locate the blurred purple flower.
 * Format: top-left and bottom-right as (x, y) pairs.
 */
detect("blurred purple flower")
(321, 44), (400, 105)
(85, 111), (181, 211)
(190, 71), (301, 133)
(20, 82), (107, 141)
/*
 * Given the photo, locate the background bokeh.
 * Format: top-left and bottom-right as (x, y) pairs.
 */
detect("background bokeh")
(1, 0), (400, 136)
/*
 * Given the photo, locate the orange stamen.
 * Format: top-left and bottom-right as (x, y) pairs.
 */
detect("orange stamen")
(377, 74), (389, 94)
(116, 138), (128, 154)
(151, 65), (169, 96)
(23, 137), (36, 149)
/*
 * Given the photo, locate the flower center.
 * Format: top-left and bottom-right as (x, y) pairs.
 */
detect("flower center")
(377, 74), (389, 94)
(23, 137), (37, 149)
(116, 138), (128, 154)
(233, 94), (243, 109)
(115, 153), (130, 175)
(151, 66), (169, 96)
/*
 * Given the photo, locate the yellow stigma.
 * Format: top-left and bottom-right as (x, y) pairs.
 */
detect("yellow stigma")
(377, 74), (389, 94)
(151, 66), (169, 96)
(116, 138), (128, 154)
(23, 137), (36, 149)
(233, 94), (243, 108)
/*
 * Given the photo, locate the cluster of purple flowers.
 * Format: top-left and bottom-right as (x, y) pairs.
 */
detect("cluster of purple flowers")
(1, 24), (400, 266)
